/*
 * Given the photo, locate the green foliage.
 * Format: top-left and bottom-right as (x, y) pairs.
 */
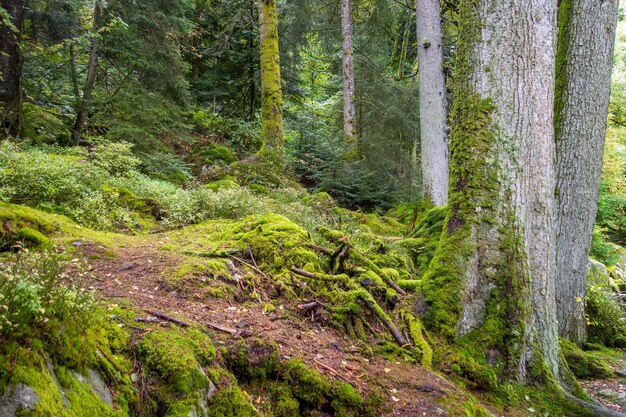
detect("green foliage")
(0, 250), (98, 343)
(87, 141), (141, 177)
(585, 284), (626, 347)
(589, 226), (621, 266)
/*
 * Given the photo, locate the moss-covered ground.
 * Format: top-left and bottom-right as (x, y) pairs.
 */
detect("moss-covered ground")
(2, 187), (626, 416)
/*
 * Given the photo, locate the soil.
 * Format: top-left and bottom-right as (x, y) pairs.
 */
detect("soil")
(75, 231), (626, 417)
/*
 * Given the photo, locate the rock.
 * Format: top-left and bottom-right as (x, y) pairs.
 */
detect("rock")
(616, 370), (626, 378)
(588, 259), (619, 292)
(0, 384), (39, 417)
(71, 368), (113, 408)
(46, 359), (69, 407)
(598, 389), (617, 398)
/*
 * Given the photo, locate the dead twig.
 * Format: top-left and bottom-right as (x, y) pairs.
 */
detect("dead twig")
(143, 309), (190, 328)
(227, 260), (245, 290)
(206, 321), (238, 335)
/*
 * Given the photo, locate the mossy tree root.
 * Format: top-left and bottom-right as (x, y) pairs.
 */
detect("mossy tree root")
(399, 310), (433, 368)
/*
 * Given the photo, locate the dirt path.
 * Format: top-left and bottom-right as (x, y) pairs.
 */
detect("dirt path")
(82, 234), (474, 417)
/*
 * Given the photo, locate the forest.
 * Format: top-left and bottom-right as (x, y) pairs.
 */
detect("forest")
(2, 0), (626, 416)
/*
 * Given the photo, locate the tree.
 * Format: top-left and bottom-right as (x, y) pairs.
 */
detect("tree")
(72, 0), (101, 144)
(341, 0), (357, 159)
(258, 0), (284, 158)
(0, 0), (27, 137)
(416, 0), (448, 206)
(421, 0), (560, 383)
(554, 0), (619, 345)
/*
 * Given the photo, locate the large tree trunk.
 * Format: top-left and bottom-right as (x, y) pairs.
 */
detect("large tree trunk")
(421, 0), (559, 384)
(0, 0), (27, 138)
(554, 0), (619, 345)
(72, 0), (102, 144)
(341, 0), (357, 159)
(258, 0), (284, 158)
(416, 0), (448, 206)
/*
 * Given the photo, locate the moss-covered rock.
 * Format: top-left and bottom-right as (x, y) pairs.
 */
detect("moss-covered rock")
(0, 203), (56, 249)
(561, 339), (611, 379)
(202, 144), (236, 165)
(204, 179), (241, 192)
(136, 327), (215, 395)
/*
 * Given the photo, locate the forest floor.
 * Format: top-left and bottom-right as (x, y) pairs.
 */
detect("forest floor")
(63, 226), (626, 417)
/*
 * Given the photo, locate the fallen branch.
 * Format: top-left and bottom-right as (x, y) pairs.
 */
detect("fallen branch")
(307, 244), (334, 256)
(290, 267), (316, 279)
(227, 260), (245, 290)
(144, 309), (189, 328)
(350, 250), (407, 296)
(231, 255), (267, 277)
(206, 321), (238, 335)
(313, 359), (353, 384)
(362, 299), (407, 346)
(297, 301), (321, 311)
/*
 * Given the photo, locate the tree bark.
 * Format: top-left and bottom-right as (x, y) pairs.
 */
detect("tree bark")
(421, 0), (559, 383)
(416, 0), (448, 206)
(258, 0), (284, 157)
(72, 0), (102, 144)
(0, 0), (27, 138)
(341, 0), (357, 159)
(554, 0), (619, 345)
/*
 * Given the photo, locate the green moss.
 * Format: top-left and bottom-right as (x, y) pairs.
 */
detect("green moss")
(279, 360), (331, 407)
(362, 214), (405, 236)
(202, 144), (237, 165)
(204, 179), (241, 192)
(0, 203), (56, 248)
(18, 227), (49, 245)
(136, 327), (215, 394)
(248, 183), (270, 195)
(331, 383), (364, 417)
(561, 339), (611, 379)
(303, 192), (336, 210)
(386, 202), (418, 224)
(206, 385), (260, 417)
(269, 384), (300, 417)
(224, 338), (279, 382)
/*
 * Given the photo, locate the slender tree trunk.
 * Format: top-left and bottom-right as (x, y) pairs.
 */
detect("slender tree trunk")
(421, 0), (559, 383)
(554, 0), (619, 345)
(397, 10), (411, 78)
(341, 0), (357, 159)
(416, 0), (448, 206)
(258, 0), (284, 157)
(72, 0), (102, 144)
(0, 0), (27, 138)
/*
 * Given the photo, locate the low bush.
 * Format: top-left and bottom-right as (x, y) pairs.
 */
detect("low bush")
(586, 284), (626, 348)
(0, 251), (98, 341)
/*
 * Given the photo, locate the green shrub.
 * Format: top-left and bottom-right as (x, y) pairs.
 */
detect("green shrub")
(0, 251), (98, 341)
(87, 141), (141, 177)
(586, 284), (626, 347)
(139, 151), (191, 184)
(590, 226), (621, 266)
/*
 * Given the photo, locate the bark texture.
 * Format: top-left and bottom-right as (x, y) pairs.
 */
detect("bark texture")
(258, 0), (284, 156)
(416, 0), (448, 206)
(554, 0), (619, 345)
(0, 0), (27, 138)
(341, 0), (357, 159)
(72, 0), (102, 144)
(421, 0), (559, 383)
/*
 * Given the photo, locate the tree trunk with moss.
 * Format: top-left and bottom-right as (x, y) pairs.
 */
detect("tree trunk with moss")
(0, 0), (27, 138)
(416, 0), (448, 206)
(554, 0), (619, 345)
(258, 0), (284, 158)
(341, 0), (357, 159)
(421, 0), (559, 384)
